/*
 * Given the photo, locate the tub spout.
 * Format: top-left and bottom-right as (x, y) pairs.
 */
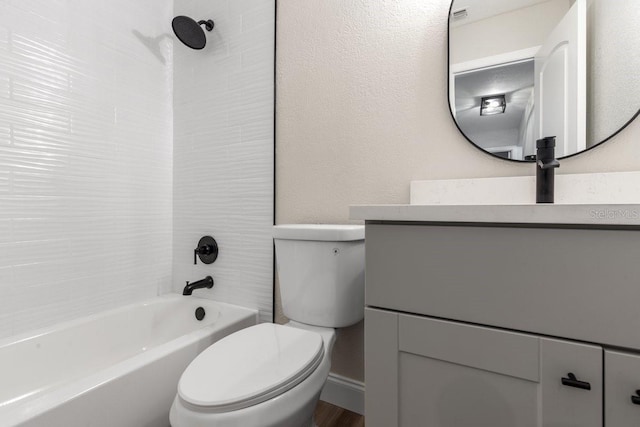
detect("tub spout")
(183, 276), (214, 295)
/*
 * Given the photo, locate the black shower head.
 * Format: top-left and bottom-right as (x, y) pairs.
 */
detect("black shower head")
(172, 16), (214, 50)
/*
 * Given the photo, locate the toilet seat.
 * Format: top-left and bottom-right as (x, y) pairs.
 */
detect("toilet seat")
(177, 323), (324, 413)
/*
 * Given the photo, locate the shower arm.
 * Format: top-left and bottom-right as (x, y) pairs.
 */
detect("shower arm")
(197, 20), (215, 31)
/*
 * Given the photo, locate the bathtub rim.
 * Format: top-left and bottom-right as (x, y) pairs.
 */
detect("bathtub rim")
(0, 293), (244, 350)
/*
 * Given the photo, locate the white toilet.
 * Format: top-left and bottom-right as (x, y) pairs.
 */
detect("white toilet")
(169, 224), (365, 427)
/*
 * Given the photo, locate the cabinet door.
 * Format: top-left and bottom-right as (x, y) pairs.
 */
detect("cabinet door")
(365, 309), (603, 427)
(605, 350), (640, 425)
(540, 338), (603, 426)
(399, 314), (542, 427)
(365, 307), (399, 427)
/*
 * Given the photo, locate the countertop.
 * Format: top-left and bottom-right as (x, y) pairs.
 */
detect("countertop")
(350, 204), (640, 227)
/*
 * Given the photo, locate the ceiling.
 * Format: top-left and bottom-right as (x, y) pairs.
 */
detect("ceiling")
(450, 0), (554, 27)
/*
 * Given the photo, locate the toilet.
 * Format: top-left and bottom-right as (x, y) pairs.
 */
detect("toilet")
(169, 224), (365, 427)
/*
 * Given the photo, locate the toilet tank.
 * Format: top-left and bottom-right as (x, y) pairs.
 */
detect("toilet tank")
(273, 225), (365, 328)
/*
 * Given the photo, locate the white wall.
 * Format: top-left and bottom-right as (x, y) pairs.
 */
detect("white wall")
(277, 0), (640, 383)
(466, 128), (520, 150)
(173, 0), (275, 322)
(0, 0), (174, 339)
(450, 0), (570, 64)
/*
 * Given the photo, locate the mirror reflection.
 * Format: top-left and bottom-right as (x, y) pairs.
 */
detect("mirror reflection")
(449, 0), (640, 161)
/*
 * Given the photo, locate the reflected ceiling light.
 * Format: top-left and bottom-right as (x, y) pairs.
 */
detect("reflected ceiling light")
(480, 95), (506, 116)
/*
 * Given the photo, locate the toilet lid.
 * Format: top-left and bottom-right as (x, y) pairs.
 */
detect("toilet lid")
(178, 323), (324, 412)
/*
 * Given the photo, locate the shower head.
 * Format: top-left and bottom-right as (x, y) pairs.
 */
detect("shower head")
(172, 16), (214, 50)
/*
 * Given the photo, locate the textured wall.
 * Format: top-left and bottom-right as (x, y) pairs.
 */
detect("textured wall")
(587, 0), (640, 146)
(276, 0), (640, 382)
(173, 0), (275, 322)
(0, 0), (174, 339)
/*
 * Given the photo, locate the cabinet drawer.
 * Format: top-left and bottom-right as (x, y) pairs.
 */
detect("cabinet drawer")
(605, 350), (640, 426)
(366, 223), (640, 349)
(399, 314), (540, 381)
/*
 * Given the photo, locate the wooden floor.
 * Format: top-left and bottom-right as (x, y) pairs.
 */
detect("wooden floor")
(314, 401), (365, 427)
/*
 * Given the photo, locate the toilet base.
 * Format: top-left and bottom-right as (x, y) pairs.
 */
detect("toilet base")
(170, 388), (323, 427)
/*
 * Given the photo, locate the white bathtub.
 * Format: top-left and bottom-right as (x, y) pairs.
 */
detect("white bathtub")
(0, 294), (257, 427)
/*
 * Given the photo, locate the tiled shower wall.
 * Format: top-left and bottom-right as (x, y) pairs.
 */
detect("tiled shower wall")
(173, 0), (275, 322)
(0, 0), (174, 339)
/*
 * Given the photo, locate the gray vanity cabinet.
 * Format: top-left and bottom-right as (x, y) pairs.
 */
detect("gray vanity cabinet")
(362, 221), (640, 427)
(365, 308), (602, 427)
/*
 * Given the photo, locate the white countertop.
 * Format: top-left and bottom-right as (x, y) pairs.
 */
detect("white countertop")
(350, 204), (640, 227)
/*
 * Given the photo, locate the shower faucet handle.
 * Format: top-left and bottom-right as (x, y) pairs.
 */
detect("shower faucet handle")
(194, 236), (219, 265)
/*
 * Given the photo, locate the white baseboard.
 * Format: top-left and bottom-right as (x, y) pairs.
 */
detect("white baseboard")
(320, 373), (365, 416)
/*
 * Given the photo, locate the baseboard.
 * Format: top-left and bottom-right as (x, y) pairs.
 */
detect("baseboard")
(320, 373), (365, 415)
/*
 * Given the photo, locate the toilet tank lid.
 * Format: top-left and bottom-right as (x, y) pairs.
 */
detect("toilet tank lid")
(273, 224), (364, 241)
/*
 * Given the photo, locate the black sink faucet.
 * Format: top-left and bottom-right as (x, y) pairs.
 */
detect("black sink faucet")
(536, 136), (560, 204)
(183, 276), (214, 295)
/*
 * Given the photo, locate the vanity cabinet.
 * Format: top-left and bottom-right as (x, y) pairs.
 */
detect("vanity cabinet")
(362, 220), (640, 427)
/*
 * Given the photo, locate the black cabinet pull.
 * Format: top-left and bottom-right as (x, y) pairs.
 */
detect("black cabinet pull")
(631, 390), (640, 405)
(561, 373), (591, 390)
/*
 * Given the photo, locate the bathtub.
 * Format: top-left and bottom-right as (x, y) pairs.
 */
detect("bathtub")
(0, 294), (257, 427)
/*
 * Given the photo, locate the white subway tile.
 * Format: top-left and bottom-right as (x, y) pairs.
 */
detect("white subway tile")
(0, 0), (274, 337)
(242, 3), (275, 33)
(229, 0), (269, 17)
(0, 0), (173, 339)
(241, 119), (272, 143)
(173, 0), (274, 322)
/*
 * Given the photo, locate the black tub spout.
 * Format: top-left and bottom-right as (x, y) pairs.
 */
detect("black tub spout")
(183, 276), (214, 295)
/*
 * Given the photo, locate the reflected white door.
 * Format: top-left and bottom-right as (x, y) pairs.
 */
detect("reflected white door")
(534, 0), (586, 158)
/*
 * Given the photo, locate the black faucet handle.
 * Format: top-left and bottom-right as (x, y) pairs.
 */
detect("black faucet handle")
(537, 159), (560, 170)
(193, 236), (219, 265)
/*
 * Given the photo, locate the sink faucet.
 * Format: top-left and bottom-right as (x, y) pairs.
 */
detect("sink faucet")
(183, 276), (214, 295)
(536, 136), (560, 204)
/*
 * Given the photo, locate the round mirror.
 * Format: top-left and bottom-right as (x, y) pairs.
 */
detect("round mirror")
(448, 0), (640, 161)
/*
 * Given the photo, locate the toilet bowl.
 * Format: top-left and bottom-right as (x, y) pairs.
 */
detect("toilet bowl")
(170, 225), (364, 427)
